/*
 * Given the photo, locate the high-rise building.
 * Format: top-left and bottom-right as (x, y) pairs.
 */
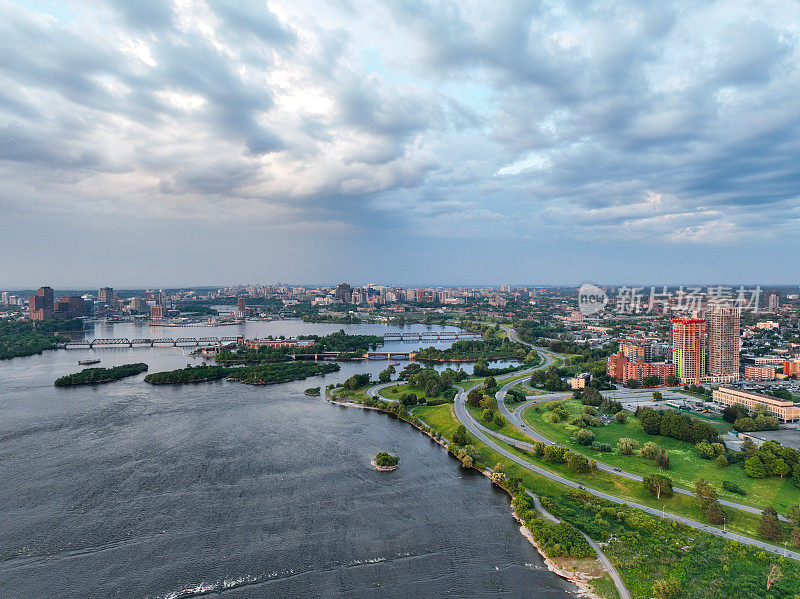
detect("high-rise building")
(150, 305), (164, 319)
(1, 292), (9, 307)
(29, 286), (54, 321)
(766, 291), (780, 311)
(98, 287), (115, 304)
(708, 305), (740, 382)
(237, 297), (246, 314)
(334, 283), (351, 303)
(54, 296), (86, 319)
(671, 318), (707, 384)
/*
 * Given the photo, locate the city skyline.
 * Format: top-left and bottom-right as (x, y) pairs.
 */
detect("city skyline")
(2, 1), (800, 286)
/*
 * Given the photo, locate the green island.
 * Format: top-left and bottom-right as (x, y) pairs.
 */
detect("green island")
(373, 452), (399, 470)
(304, 387), (321, 396)
(215, 330), (383, 364)
(144, 361), (339, 385)
(54, 363), (149, 387)
(414, 337), (533, 363)
(1, 319), (84, 360)
(329, 369), (800, 598)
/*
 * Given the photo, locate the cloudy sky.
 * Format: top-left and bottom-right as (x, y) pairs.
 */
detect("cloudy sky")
(1, 0), (799, 287)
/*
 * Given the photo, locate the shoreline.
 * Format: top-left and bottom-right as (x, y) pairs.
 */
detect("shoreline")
(327, 395), (604, 596)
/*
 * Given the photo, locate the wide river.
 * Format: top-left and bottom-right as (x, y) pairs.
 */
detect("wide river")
(0, 319), (578, 598)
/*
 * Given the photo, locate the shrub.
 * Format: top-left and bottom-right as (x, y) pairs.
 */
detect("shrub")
(575, 429), (596, 446)
(722, 480), (747, 495)
(617, 437), (638, 455)
(614, 411), (627, 424)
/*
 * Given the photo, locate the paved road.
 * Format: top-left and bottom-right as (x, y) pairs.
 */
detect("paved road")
(525, 492), (631, 599)
(454, 383), (800, 560)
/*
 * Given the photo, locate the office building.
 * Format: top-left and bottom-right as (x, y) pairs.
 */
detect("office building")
(150, 305), (164, 319)
(98, 287), (115, 304)
(29, 286), (54, 321)
(334, 283), (351, 303)
(708, 305), (740, 382)
(713, 386), (800, 423)
(54, 296), (86, 319)
(671, 318), (707, 384)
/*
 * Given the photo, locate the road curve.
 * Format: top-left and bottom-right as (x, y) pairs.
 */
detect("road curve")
(454, 383), (800, 560)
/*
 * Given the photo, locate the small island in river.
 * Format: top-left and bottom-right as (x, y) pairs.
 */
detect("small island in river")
(54, 363), (149, 387)
(372, 452), (399, 471)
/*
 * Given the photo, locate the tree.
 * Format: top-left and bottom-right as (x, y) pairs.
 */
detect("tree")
(626, 378), (640, 388)
(744, 456), (768, 478)
(773, 458), (790, 478)
(758, 507), (784, 541)
(642, 375), (661, 388)
(614, 411), (627, 424)
(451, 425), (468, 446)
(695, 478), (724, 523)
(705, 500), (726, 525)
(652, 390), (663, 401)
(643, 474), (674, 500)
(641, 441), (662, 460)
(467, 389), (483, 407)
(617, 437), (638, 455)
(652, 579), (681, 599)
(484, 376), (497, 390)
(655, 450), (670, 470)
(665, 374), (678, 386)
(482, 409), (494, 423)
(741, 437), (758, 458)
(378, 368), (392, 383)
(715, 454), (728, 468)
(766, 564), (782, 590)
(696, 441), (716, 459)
(575, 429), (595, 446)
(787, 503), (800, 525)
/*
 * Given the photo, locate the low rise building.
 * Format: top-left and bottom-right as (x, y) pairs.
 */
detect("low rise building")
(713, 386), (800, 423)
(784, 359), (800, 378)
(244, 338), (316, 349)
(569, 373), (590, 389)
(744, 365), (776, 381)
(606, 351), (675, 386)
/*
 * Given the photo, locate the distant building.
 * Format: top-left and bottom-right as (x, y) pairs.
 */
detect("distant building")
(619, 341), (652, 362)
(671, 318), (707, 384)
(54, 296), (86, 319)
(150, 305), (164, 319)
(708, 305), (740, 382)
(98, 287), (115, 304)
(29, 286), (54, 321)
(784, 359), (800, 378)
(756, 321), (780, 330)
(334, 283), (352, 303)
(569, 373), (590, 389)
(244, 338), (316, 349)
(743, 365), (776, 380)
(766, 291), (781, 311)
(713, 386), (800, 423)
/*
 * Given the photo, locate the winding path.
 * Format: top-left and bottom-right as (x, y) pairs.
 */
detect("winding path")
(452, 327), (800, 561)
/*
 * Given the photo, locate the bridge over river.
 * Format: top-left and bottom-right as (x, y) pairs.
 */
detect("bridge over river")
(382, 331), (482, 341)
(64, 337), (240, 348)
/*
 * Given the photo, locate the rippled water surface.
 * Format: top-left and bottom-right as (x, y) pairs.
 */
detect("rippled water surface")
(0, 321), (577, 598)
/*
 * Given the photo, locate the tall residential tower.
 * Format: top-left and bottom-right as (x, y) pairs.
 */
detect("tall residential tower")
(671, 318), (707, 384)
(708, 305), (741, 382)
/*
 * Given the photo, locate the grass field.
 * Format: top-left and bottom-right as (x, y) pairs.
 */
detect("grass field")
(466, 403), (531, 442)
(378, 382), (454, 403)
(520, 399), (800, 513)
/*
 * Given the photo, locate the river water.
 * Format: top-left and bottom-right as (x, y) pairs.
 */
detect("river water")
(0, 320), (578, 598)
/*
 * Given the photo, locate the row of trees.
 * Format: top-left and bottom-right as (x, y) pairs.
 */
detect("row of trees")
(722, 404), (779, 432)
(0, 319), (83, 360)
(740, 439), (800, 483)
(636, 406), (720, 443)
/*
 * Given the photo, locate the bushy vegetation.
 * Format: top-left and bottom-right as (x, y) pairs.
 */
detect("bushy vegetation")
(414, 337), (529, 362)
(374, 452), (399, 467)
(636, 406), (720, 443)
(740, 438), (800, 484)
(54, 363), (148, 386)
(145, 362), (338, 385)
(0, 319), (83, 360)
(511, 493), (596, 559)
(215, 331), (383, 364)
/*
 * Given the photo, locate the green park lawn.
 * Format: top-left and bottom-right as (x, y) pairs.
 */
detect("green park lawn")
(466, 403), (532, 443)
(520, 399), (800, 514)
(410, 404), (787, 542)
(378, 382), (454, 403)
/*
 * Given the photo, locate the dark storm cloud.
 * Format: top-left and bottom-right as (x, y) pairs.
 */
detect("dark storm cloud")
(1, 0), (800, 287)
